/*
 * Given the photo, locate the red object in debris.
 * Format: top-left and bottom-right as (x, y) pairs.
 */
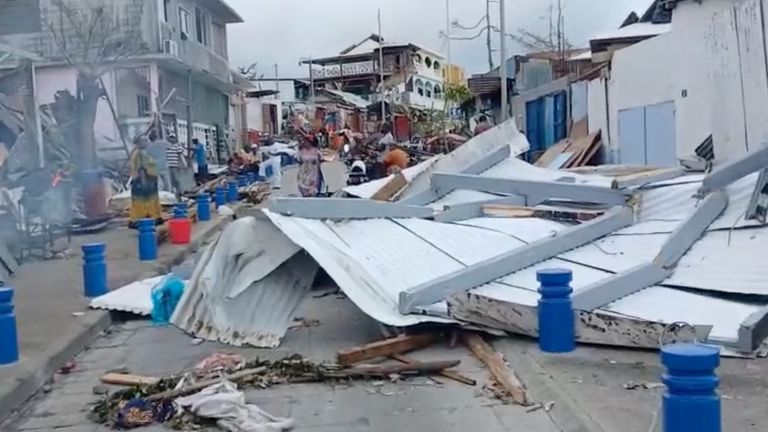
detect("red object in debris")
(79, 170), (108, 218)
(168, 219), (191, 245)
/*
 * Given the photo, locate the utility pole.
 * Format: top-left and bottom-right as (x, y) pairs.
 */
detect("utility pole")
(274, 63), (279, 96)
(445, 0), (451, 85)
(378, 9), (386, 123)
(308, 55), (315, 107)
(499, 0), (508, 122)
(486, 0), (494, 71)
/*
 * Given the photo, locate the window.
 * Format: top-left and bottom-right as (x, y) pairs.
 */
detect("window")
(137, 95), (150, 117)
(163, 0), (170, 22)
(212, 22), (226, 57)
(179, 7), (190, 39)
(434, 85), (442, 99)
(414, 54), (422, 65)
(433, 61), (441, 72)
(425, 57), (433, 68)
(195, 7), (209, 46)
(425, 82), (433, 98)
(415, 79), (424, 97)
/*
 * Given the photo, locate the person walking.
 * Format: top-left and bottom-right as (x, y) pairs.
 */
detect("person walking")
(166, 134), (187, 199)
(193, 138), (209, 182)
(296, 136), (324, 197)
(129, 136), (162, 228)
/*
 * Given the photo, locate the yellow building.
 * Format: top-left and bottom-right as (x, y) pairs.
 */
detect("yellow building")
(442, 64), (466, 85)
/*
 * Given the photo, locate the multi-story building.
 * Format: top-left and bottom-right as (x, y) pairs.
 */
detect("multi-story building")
(304, 34), (448, 113)
(0, 0), (244, 161)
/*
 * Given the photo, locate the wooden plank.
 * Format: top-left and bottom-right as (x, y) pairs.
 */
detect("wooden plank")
(482, 205), (605, 222)
(391, 354), (476, 386)
(534, 140), (572, 168)
(100, 373), (161, 386)
(569, 118), (589, 139)
(563, 132), (599, 168)
(371, 172), (408, 202)
(147, 367), (267, 401)
(572, 132), (603, 167)
(461, 332), (528, 405)
(337, 333), (437, 366)
(333, 360), (460, 378)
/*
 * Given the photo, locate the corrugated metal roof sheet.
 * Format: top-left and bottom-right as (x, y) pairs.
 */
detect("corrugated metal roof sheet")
(90, 276), (163, 316)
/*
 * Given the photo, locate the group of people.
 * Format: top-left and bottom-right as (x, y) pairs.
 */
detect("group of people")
(128, 132), (208, 228)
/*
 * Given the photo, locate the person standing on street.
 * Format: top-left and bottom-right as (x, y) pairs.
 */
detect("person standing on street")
(166, 134), (186, 199)
(148, 131), (171, 192)
(193, 138), (209, 182)
(129, 136), (162, 228)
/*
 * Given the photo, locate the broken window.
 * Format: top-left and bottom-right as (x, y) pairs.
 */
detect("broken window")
(433, 61), (441, 72)
(163, 0), (171, 22)
(414, 54), (422, 65)
(137, 94), (150, 117)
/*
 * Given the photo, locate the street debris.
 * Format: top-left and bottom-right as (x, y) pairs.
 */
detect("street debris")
(623, 381), (665, 391)
(462, 332), (528, 405)
(101, 373), (161, 387)
(337, 333), (438, 366)
(90, 353), (463, 429)
(288, 317), (321, 330)
(195, 353), (247, 378)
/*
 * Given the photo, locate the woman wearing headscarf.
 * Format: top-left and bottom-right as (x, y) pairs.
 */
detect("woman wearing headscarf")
(296, 135), (324, 197)
(129, 135), (162, 228)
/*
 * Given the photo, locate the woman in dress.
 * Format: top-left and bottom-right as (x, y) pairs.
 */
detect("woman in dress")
(129, 135), (162, 228)
(296, 136), (324, 197)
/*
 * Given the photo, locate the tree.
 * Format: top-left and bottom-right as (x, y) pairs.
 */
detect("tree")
(47, 0), (146, 169)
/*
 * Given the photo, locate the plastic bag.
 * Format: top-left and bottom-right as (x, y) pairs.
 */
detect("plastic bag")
(151, 275), (185, 324)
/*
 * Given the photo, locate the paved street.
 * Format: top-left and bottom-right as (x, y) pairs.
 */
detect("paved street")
(1, 290), (562, 432)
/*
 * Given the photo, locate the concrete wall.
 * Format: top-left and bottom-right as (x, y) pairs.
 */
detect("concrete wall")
(159, 0), (231, 81)
(159, 68), (228, 127)
(607, 0), (738, 162)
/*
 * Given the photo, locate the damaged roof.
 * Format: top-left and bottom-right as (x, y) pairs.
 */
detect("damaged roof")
(173, 120), (768, 355)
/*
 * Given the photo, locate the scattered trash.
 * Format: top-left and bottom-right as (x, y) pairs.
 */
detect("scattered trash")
(191, 338), (205, 345)
(93, 385), (109, 395)
(176, 380), (294, 432)
(195, 353), (247, 378)
(218, 205), (235, 216)
(58, 361), (76, 375)
(288, 317), (321, 330)
(114, 398), (176, 429)
(72, 311), (85, 317)
(150, 275), (185, 324)
(623, 381), (664, 391)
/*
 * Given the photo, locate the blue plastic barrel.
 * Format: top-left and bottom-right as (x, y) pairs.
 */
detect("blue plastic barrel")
(197, 193), (211, 222)
(82, 243), (108, 298)
(537, 268), (575, 353)
(137, 218), (157, 261)
(662, 343), (721, 432)
(227, 181), (238, 202)
(173, 202), (187, 219)
(0, 287), (19, 365)
(215, 186), (226, 208)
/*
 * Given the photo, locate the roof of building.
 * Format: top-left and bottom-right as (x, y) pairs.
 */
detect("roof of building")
(201, 0), (244, 23)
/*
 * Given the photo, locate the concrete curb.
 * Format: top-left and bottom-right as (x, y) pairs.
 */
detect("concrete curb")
(0, 206), (242, 423)
(499, 345), (607, 432)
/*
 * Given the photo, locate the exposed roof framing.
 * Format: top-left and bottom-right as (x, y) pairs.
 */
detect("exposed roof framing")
(432, 196), (526, 223)
(611, 167), (685, 190)
(572, 190), (729, 311)
(698, 144), (768, 195)
(269, 198), (434, 220)
(398, 206), (634, 314)
(431, 173), (630, 206)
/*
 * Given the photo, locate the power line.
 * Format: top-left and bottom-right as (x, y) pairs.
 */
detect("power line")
(452, 14), (487, 31)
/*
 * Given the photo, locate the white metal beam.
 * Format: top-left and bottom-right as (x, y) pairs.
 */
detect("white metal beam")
(432, 195), (526, 223)
(699, 144), (768, 194)
(572, 191), (728, 312)
(432, 173), (629, 206)
(269, 198), (434, 220)
(398, 206), (634, 314)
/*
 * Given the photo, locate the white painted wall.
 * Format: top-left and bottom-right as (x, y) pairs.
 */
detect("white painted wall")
(245, 97), (282, 134)
(34, 66), (121, 154)
(607, 0), (738, 162)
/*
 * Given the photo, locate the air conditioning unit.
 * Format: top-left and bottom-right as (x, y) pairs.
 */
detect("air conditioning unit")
(163, 40), (179, 57)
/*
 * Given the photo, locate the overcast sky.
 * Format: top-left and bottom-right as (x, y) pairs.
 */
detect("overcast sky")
(225, 0), (652, 79)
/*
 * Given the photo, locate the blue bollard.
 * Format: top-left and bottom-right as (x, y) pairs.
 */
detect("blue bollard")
(173, 202), (187, 219)
(197, 193), (211, 222)
(662, 343), (721, 432)
(137, 218), (157, 261)
(82, 243), (108, 298)
(238, 175), (248, 187)
(536, 268), (575, 353)
(215, 186), (226, 209)
(227, 181), (239, 202)
(0, 287), (19, 365)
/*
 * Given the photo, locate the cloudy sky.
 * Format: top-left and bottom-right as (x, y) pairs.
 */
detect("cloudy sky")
(225, 0), (652, 79)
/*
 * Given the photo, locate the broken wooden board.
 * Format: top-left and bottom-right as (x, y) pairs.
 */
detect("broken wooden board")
(461, 332), (527, 405)
(534, 141), (573, 168)
(334, 359), (461, 378)
(563, 132), (601, 168)
(337, 333), (437, 366)
(482, 205), (605, 222)
(391, 354), (476, 386)
(448, 292), (700, 350)
(371, 172), (408, 202)
(101, 373), (161, 387)
(569, 118), (589, 139)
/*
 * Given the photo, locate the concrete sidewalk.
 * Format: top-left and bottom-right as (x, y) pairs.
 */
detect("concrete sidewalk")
(0, 208), (240, 421)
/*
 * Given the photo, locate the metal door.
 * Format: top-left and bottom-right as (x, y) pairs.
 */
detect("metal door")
(554, 91), (567, 142)
(618, 106), (647, 165)
(544, 95), (556, 148)
(644, 101), (677, 167)
(526, 99), (545, 159)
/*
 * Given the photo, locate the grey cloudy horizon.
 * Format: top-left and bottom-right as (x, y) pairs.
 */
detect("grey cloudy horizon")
(224, 0), (653, 79)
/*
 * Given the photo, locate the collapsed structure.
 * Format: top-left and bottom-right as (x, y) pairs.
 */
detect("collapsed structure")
(171, 120), (768, 356)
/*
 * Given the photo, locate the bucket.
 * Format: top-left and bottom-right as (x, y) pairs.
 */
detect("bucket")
(168, 219), (191, 245)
